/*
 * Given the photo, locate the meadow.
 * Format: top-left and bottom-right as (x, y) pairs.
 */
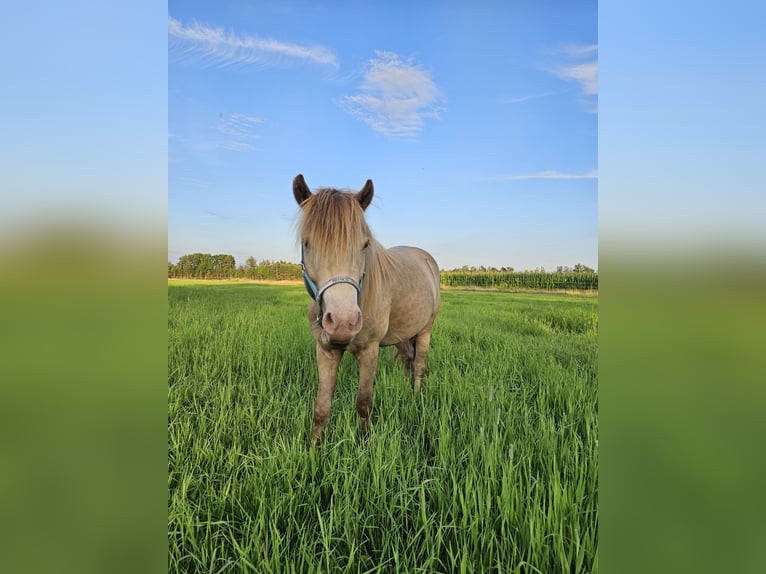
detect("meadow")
(168, 282), (598, 573)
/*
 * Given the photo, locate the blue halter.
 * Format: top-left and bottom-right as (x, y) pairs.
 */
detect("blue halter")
(301, 245), (365, 323)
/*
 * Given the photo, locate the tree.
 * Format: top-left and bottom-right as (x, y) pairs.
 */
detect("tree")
(211, 254), (235, 278)
(573, 263), (595, 273)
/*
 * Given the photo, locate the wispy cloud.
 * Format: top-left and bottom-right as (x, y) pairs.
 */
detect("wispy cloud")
(554, 61), (598, 95)
(501, 91), (555, 105)
(547, 44), (598, 110)
(168, 16), (339, 69)
(170, 112), (264, 160)
(494, 170), (598, 181)
(214, 113), (263, 152)
(218, 113), (263, 137)
(560, 44), (598, 60)
(338, 51), (445, 139)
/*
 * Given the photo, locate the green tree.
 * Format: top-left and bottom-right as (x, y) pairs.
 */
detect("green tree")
(573, 263), (595, 273)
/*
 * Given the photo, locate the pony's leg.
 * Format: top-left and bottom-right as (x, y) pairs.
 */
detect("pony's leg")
(394, 338), (415, 377)
(312, 344), (343, 442)
(353, 344), (380, 437)
(412, 329), (433, 393)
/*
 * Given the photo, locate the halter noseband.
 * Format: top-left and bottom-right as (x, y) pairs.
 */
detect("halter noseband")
(301, 245), (365, 323)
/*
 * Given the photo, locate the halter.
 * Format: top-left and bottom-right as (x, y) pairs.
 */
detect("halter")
(301, 245), (365, 323)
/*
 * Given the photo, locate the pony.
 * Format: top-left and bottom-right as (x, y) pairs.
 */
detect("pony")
(293, 174), (441, 442)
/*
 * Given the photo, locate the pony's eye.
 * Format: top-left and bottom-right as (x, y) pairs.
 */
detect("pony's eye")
(363, 240), (370, 250)
(303, 240), (309, 248)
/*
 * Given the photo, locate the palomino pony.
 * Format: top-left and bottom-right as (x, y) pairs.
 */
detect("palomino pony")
(293, 174), (441, 442)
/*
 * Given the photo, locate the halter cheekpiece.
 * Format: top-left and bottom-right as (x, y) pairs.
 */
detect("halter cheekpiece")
(301, 245), (365, 323)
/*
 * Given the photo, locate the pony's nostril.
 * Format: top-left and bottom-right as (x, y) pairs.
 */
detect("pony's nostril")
(323, 312), (334, 329)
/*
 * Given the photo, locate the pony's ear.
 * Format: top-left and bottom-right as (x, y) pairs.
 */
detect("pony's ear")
(355, 179), (374, 211)
(293, 174), (312, 206)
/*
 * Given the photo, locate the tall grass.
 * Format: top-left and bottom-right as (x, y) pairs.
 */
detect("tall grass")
(168, 284), (598, 572)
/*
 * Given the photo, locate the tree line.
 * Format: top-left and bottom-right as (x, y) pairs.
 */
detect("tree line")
(168, 253), (302, 281)
(168, 253), (597, 290)
(445, 263), (595, 274)
(440, 270), (597, 291)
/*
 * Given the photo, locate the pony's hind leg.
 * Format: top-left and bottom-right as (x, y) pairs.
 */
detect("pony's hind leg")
(394, 338), (415, 378)
(412, 330), (433, 393)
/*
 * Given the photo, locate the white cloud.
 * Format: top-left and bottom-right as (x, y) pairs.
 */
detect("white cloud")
(554, 60), (598, 96)
(339, 51), (445, 138)
(547, 44), (598, 108)
(561, 44), (598, 59)
(168, 16), (339, 69)
(495, 170), (598, 181)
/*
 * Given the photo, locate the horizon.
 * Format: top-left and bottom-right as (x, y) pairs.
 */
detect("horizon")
(168, 251), (597, 274)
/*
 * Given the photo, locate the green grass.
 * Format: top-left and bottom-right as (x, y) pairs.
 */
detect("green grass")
(168, 283), (598, 573)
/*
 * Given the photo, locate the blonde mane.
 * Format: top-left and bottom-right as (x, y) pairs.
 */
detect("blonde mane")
(298, 188), (399, 303)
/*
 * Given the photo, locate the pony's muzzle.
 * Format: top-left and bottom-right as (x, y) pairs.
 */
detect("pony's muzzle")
(322, 307), (363, 343)
(307, 272), (365, 344)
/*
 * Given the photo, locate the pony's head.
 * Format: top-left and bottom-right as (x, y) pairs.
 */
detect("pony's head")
(293, 174), (374, 345)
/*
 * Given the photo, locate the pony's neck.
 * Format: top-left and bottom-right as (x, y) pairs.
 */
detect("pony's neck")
(362, 238), (398, 304)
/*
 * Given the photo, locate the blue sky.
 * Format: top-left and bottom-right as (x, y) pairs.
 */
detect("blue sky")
(170, 1), (599, 271)
(3, 2), (762, 273)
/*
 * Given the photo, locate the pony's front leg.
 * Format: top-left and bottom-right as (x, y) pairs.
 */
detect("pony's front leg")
(353, 344), (380, 437)
(312, 344), (343, 442)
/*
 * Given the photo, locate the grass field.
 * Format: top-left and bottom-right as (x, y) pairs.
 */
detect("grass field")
(168, 283), (598, 573)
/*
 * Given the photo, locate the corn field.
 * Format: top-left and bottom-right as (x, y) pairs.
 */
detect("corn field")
(440, 271), (598, 291)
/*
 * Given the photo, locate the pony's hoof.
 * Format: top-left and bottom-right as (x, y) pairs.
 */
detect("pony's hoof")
(359, 419), (371, 442)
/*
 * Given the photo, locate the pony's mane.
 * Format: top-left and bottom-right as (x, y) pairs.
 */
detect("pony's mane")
(298, 188), (368, 260)
(298, 188), (398, 302)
